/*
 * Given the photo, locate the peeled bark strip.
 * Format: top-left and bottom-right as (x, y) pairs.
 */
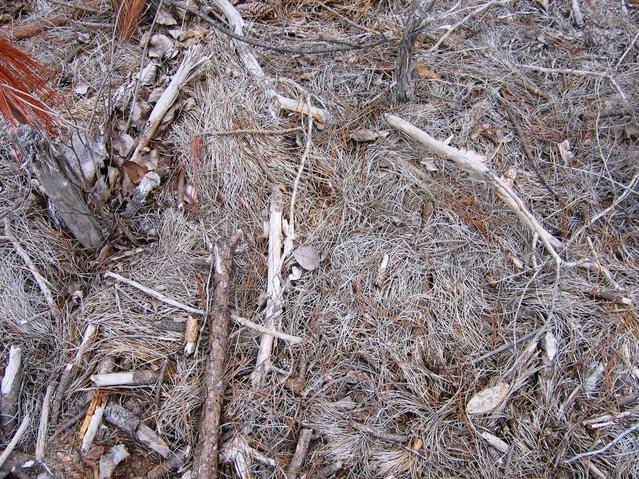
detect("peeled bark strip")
(90, 370), (160, 387)
(104, 405), (171, 458)
(385, 114), (562, 259)
(251, 188), (284, 387)
(0, 346), (23, 438)
(12, 127), (104, 250)
(191, 231), (243, 479)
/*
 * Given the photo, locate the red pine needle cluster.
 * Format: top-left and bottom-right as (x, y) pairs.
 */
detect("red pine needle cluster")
(111, 0), (145, 40)
(0, 37), (60, 136)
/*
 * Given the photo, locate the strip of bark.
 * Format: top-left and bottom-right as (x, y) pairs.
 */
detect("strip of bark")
(191, 230), (243, 479)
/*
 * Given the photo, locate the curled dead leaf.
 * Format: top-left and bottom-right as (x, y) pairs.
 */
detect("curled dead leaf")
(466, 382), (510, 414)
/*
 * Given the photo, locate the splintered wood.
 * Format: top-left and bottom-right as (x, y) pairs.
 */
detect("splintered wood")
(192, 231), (243, 479)
(251, 188), (284, 387)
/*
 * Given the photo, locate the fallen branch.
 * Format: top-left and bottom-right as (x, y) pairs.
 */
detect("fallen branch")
(191, 230), (243, 479)
(0, 346), (24, 438)
(3, 1), (100, 39)
(251, 189), (284, 387)
(80, 394), (106, 454)
(98, 444), (130, 479)
(385, 114), (562, 260)
(395, 0), (435, 102)
(4, 218), (62, 322)
(104, 271), (204, 315)
(286, 428), (313, 479)
(91, 370), (160, 387)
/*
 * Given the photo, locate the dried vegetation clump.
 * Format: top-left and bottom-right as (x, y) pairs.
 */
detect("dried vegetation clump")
(1, 0), (639, 478)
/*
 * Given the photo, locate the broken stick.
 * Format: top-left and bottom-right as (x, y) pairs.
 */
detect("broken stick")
(385, 114), (562, 260)
(286, 428), (313, 479)
(0, 346), (24, 438)
(104, 404), (171, 458)
(208, 0), (329, 124)
(191, 230), (243, 479)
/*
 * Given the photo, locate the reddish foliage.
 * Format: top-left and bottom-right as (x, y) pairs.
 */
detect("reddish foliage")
(0, 36), (60, 135)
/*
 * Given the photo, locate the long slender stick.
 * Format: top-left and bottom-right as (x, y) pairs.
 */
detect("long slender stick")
(251, 189), (284, 387)
(192, 231), (243, 479)
(104, 271), (204, 315)
(35, 384), (55, 462)
(385, 114), (562, 260)
(4, 218), (62, 321)
(231, 314), (303, 344)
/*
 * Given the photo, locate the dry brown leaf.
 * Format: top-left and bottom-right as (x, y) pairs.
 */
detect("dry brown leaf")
(293, 245), (320, 271)
(466, 382), (509, 414)
(415, 62), (441, 80)
(123, 161), (147, 184)
(350, 129), (379, 142)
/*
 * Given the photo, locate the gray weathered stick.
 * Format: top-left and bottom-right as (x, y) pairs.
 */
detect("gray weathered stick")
(385, 114), (562, 259)
(0, 346), (24, 438)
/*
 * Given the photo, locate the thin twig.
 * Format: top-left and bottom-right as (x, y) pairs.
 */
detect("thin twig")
(231, 314), (303, 344)
(104, 272), (205, 315)
(566, 421), (639, 463)
(4, 218), (62, 322)
(164, 0), (386, 55)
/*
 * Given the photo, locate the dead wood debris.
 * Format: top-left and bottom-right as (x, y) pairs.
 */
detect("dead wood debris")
(191, 230), (243, 479)
(1, 0), (639, 477)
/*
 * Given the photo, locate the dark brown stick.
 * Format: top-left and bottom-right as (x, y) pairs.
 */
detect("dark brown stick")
(191, 230), (243, 479)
